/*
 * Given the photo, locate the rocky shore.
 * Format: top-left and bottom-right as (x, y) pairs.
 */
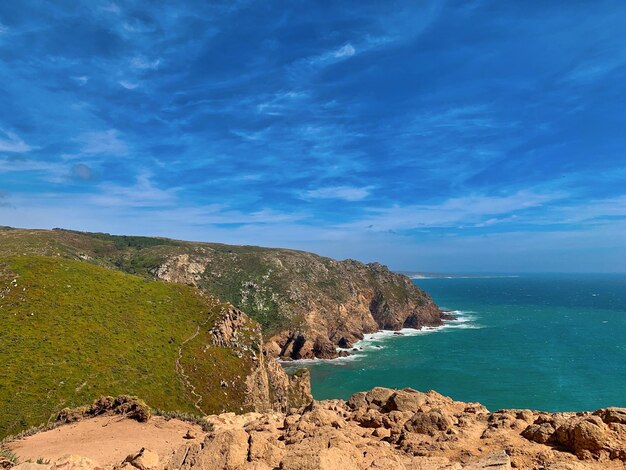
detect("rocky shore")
(4, 387), (626, 470)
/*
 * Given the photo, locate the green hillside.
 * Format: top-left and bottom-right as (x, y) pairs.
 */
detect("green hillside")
(0, 256), (257, 438)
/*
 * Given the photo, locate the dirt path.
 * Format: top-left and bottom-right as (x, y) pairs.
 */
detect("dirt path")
(7, 416), (206, 466)
(176, 324), (205, 414)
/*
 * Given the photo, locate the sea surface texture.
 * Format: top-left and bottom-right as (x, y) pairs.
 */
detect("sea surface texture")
(292, 274), (626, 412)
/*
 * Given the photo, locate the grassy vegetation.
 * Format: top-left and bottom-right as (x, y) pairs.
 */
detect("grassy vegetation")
(0, 256), (254, 438)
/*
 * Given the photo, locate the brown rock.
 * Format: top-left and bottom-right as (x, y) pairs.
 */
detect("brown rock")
(522, 423), (556, 444)
(594, 408), (626, 425)
(553, 416), (609, 456)
(382, 389), (428, 413)
(364, 387), (396, 409)
(181, 430), (249, 469)
(122, 448), (159, 470)
(404, 410), (454, 436)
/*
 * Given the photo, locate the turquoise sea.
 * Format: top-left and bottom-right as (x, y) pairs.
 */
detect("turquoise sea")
(288, 274), (626, 412)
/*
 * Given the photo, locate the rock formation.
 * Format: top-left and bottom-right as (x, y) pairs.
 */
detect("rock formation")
(206, 305), (312, 412)
(6, 388), (626, 469)
(154, 252), (443, 360)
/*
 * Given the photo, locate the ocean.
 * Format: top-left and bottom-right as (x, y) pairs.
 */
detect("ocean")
(286, 274), (626, 412)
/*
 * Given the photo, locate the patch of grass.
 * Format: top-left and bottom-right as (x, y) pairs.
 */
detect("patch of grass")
(0, 447), (19, 465)
(0, 256), (255, 439)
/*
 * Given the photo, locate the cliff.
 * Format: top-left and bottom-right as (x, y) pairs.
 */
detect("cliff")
(4, 388), (626, 469)
(0, 227), (443, 359)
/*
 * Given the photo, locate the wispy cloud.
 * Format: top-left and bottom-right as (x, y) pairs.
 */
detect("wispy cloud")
(92, 173), (177, 207)
(100, 3), (121, 15)
(256, 90), (308, 116)
(71, 76), (89, 86)
(564, 56), (626, 84)
(303, 185), (371, 202)
(76, 129), (128, 156)
(0, 130), (32, 153)
(131, 56), (161, 70)
(333, 43), (356, 59)
(348, 190), (566, 231)
(119, 80), (139, 90)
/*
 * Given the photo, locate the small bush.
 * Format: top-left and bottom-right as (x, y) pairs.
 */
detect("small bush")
(56, 395), (151, 424)
(0, 448), (19, 467)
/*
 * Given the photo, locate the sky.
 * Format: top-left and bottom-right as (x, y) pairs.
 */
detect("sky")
(1, 1), (625, 273)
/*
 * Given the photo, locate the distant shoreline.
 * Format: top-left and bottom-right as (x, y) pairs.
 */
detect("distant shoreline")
(404, 272), (520, 279)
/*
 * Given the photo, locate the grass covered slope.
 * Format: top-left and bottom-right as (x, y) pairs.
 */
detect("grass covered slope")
(0, 256), (258, 438)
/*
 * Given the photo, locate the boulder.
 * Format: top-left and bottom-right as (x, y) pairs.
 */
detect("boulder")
(364, 388), (395, 409)
(382, 389), (428, 413)
(522, 423), (556, 444)
(553, 416), (609, 456)
(404, 410), (454, 436)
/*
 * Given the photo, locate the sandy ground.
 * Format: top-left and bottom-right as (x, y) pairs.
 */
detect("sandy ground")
(7, 416), (206, 466)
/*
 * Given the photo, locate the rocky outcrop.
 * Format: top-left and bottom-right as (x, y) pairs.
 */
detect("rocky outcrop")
(153, 254), (206, 286)
(6, 388), (626, 469)
(161, 388), (625, 469)
(155, 250), (443, 360)
(522, 407), (626, 461)
(0, 228), (444, 361)
(209, 305), (312, 412)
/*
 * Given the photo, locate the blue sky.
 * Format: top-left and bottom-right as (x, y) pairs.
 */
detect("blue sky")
(1, 1), (625, 272)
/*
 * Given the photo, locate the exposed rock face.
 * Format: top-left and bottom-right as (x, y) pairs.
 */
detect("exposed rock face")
(153, 254), (206, 286)
(155, 250), (443, 360)
(7, 388), (626, 469)
(209, 305), (312, 412)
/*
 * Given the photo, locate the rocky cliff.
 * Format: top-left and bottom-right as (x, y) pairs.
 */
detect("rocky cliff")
(156, 251), (442, 360)
(209, 305), (312, 412)
(5, 388), (626, 469)
(0, 228), (444, 360)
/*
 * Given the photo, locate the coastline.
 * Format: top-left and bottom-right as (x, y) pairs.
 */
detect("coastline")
(280, 309), (479, 367)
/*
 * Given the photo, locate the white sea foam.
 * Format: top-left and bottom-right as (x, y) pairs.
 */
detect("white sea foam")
(280, 352), (366, 367)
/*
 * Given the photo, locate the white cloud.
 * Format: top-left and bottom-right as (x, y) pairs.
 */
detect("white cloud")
(347, 190), (566, 231)
(0, 129), (32, 153)
(256, 90), (308, 115)
(131, 56), (161, 70)
(92, 173), (177, 208)
(119, 80), (139, 89)
(100, 3), (121, 14)
(77, 129), (128, 156)
(0, 23), (8, 34)
(304, 185), (371, 202)
(333, 43), (356, 58)
(72, 76), (89, 86)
